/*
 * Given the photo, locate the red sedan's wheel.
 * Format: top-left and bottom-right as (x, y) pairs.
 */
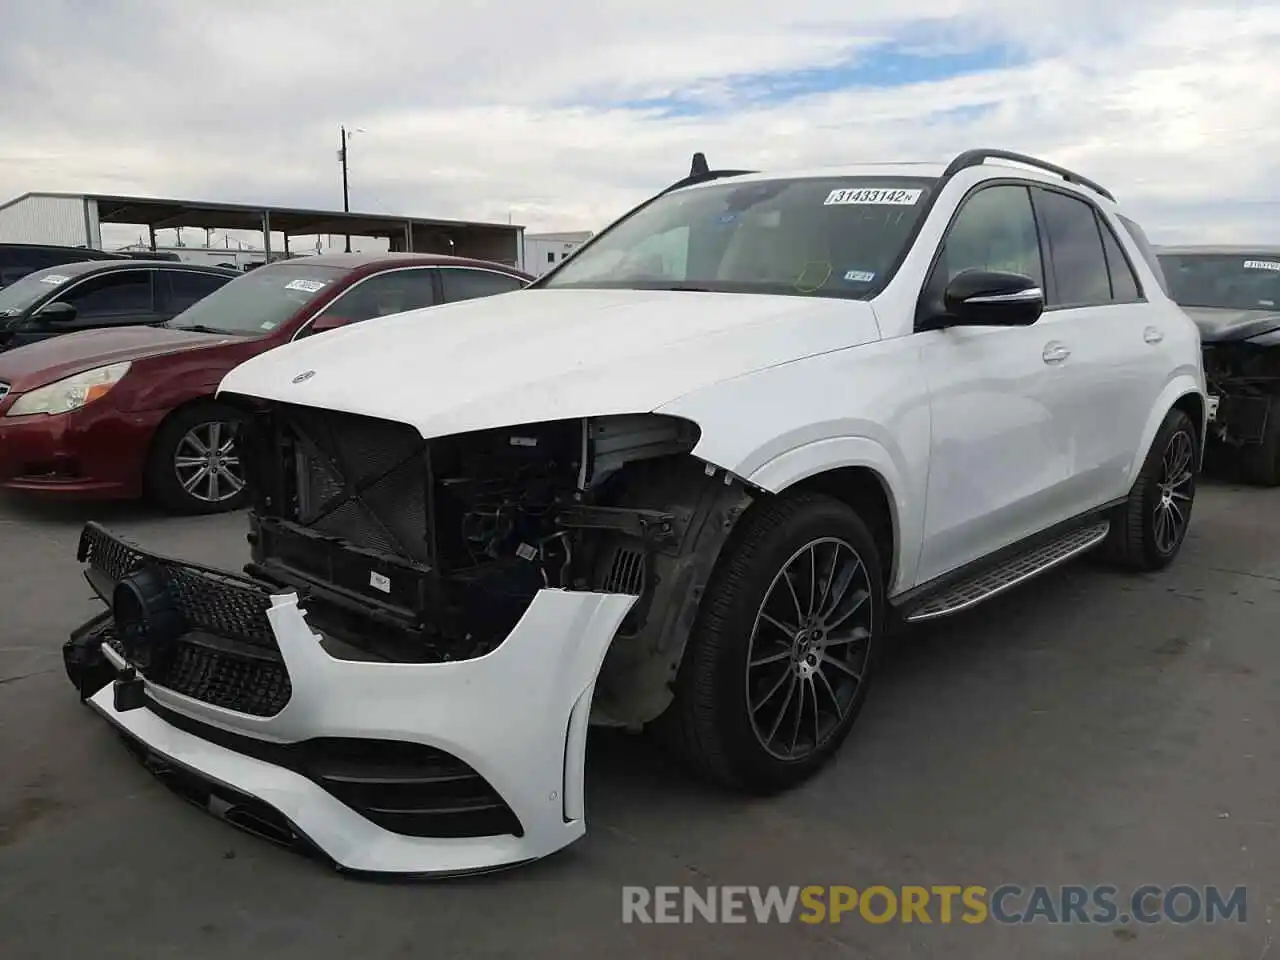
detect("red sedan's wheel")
(146, 402), (249, 514)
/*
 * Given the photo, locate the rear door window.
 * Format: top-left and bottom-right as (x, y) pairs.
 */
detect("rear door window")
(1098, 220), (1142, 302)
(1032, 189), (1112, 307)
(439, 268), (527, 302)
(309, 268), (439, 326)
(60, 269), (155, 321)
(163, 270), (231, 313)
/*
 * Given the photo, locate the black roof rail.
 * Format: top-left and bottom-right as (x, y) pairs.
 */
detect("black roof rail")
(658, 152), (757, 196)
(944, 148), (1116, 202)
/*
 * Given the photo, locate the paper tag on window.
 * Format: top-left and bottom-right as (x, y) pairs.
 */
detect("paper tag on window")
(369, 570), (391, 593)
(285, 279), (327, 292)
(516, 543), (537, 561)
(825, 188), (922, 206)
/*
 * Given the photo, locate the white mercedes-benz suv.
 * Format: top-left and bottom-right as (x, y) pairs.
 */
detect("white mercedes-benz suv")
(64, 148), (1206, 877)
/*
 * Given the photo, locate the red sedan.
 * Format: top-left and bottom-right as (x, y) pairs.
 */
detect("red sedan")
(0, 252), (531, 513)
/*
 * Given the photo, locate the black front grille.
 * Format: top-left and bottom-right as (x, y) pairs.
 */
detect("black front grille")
(285, 406), (431, 564)
(79, 523), (278, 651)
(148, 700), (523, 839)
(90, 616), (291, 717)
(77, 523), (291, 716)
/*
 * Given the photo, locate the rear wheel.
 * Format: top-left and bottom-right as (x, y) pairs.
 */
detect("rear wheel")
(1101, 407), (1197, 571)
(1239, 396), (1280, 487)
(145, 402), (249, 514)
(659, 492), (885, 793)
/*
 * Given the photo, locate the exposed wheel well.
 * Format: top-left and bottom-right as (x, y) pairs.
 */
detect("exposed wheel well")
(1171, 392), (1206, 461)
(782, 467), (896, 586)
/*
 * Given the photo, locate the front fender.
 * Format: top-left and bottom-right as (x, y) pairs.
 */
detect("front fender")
(742, 435), (918, 593)
(1130, 375), (1207, 478)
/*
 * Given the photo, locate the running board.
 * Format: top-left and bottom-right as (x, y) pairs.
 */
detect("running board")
(900, 520), (1111, 623)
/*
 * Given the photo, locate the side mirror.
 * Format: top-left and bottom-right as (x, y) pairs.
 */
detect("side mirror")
(35, 301), (78, 324)
(936, 270), (1044, 328)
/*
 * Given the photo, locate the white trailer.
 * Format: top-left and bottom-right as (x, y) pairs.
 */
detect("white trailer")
(523, 230), (593, 277)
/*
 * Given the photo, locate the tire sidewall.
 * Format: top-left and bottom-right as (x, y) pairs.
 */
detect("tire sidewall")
(709, 499), (885, 788)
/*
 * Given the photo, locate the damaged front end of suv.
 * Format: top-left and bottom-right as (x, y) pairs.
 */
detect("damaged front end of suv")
(60, 150), (908, 875)
(63, 402), (756, 875)
(1199, 327), (1280, 485)
(1158, 247), (1280, 486)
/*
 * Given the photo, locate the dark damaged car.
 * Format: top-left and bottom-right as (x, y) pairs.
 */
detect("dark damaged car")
(1158, 245), (1280, 485)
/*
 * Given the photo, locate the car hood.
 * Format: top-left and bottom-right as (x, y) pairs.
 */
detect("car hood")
(1182, 306), (1280, 344)
(0, 325), (236, 391)
(219, 288), (883, 439)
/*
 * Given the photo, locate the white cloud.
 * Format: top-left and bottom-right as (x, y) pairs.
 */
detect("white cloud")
(0, 0), (1277, 250)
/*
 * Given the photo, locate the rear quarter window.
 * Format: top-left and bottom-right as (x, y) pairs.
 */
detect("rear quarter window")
(1116, 214), (1170, 296)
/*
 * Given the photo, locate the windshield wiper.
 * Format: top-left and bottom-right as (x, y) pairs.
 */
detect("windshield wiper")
(165, 323), (231, 335)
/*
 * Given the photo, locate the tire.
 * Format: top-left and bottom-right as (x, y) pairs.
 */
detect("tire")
(1101, 407), (1198, 571)
(145, 402), (249, 515)
(1239, 396), (1280, 487)
(658, 491), (886, 793)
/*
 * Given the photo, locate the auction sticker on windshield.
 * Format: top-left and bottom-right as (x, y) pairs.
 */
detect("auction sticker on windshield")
(40, 274), (70, 285)
(284, 279), (328, 293)
(1243, 260), (1280, 272)
(825, 188), (922, 206)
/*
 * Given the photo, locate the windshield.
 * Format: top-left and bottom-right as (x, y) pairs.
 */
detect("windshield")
(0, 267), (77, 320)
(165, 261), (349, 335)
(542, 175), (937, 299)
(1158, 253), (1280, 312)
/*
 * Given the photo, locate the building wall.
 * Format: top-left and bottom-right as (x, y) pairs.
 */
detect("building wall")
(402, 224), (524, 268)
(0, 194), (93, 247)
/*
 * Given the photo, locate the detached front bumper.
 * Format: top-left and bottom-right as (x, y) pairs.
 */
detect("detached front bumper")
(66, 524), (635, 876)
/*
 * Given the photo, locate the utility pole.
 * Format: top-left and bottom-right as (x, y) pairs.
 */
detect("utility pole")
(339, 125), (351, 252)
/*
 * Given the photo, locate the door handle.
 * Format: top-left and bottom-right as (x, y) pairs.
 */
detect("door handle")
(1144, 326), (1164, 344)
(1042, 341), (1071, 364)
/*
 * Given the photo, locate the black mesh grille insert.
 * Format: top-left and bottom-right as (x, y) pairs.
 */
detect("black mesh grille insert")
(88, 616), (291, 717)
(77, 524), (291, 716)
(79, 524), (278, 651)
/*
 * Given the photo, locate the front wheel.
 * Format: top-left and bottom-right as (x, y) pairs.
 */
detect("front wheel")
(145, 403), (249, 515)
(659, 492), (885, 793)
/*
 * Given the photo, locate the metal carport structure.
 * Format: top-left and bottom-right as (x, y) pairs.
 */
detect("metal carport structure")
(0, 191), (525, 267)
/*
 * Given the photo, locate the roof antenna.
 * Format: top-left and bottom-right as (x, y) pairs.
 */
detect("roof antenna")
(690, 152), (709, 177)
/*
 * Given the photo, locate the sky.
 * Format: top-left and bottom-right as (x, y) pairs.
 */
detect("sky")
(1, 0), (1278, 251)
